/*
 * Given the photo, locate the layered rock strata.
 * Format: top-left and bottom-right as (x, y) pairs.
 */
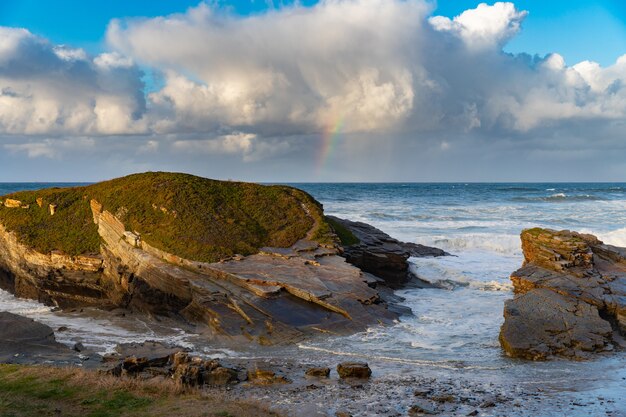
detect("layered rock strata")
(328, 216), (448, 287)
(0, 200), (408, 345)
(500, 228), (626, 360)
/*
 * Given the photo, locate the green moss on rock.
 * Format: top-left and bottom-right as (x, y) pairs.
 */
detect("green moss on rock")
(0, 172), (331, 263)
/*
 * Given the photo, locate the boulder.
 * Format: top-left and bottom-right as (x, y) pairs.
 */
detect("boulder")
(0, 312), (77, 363)
(500, 289), (612, 360)
(336, 362), (372, 379)
(500, 228), (626, 360)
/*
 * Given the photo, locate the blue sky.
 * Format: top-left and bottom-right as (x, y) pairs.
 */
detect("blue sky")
(1, 0), (625, 66)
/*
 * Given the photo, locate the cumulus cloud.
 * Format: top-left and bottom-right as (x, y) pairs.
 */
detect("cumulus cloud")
(107, 0), (428, 135)
(0, 27), (146, 136)
(102, 0), (626, 143)
(429, 2), (527, 50)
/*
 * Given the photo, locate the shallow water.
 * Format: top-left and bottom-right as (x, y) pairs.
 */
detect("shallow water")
(1, 182), (625, 415)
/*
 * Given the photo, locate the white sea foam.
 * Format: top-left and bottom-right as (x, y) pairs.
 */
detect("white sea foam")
(596, 226), (626, 247)
(0, 289), (197, 355)
(419, 233), (521, 255)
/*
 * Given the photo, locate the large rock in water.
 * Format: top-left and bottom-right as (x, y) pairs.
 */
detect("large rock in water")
(500, 228), (626, 360)
(327, 216), (448, 287)
(0, 173), (440, 345)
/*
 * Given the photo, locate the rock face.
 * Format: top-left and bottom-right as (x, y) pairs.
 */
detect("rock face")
(500, 228), (626, 360)
(328, 216), (448, 287)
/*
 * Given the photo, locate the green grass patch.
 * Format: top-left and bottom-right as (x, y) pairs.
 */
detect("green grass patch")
(0, 172), (334, 263)
(325, 217), (360, 246)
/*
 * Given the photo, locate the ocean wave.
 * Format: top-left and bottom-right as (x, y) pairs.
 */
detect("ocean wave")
(411, 275), (513, 292)
(420, 233), (521, 255)
(511, 193), (606, 203)
(595, 227), (626, 247)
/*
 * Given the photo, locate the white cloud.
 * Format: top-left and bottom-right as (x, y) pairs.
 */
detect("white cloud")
(0, 27), (147, 136)
(4, 137), (95, 159)
(107, 0), (429, 134)
(429, 2), (527, 50)
(172, 132), (290, 162)
(102, 0), (626, 142)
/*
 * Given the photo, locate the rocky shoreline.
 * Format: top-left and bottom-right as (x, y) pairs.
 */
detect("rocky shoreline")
(0, 176), (624, 416)
(0, 179), (447, 346)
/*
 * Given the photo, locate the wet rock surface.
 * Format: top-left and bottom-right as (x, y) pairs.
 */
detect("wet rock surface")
(500, 228), (626, 360)
(306, 367), (331, 378)
(0, 312), (79, 364)
(327, 216), (448, 287)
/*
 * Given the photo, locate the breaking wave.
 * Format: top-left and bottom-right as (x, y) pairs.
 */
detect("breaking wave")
(512, 193), (606, 203)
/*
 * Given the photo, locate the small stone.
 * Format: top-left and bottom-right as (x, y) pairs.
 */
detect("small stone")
(305, 367), (331, 378)
(466, 411), (479, 416)
(480, 400), (496, 408)
(337, 362), (372, 379)
(247, 368), (289, 385)
(432, 394), (455, 403)
(409, 401), (438, 415)
(203, 366), (239, 386)
(73, 342), (85, 352)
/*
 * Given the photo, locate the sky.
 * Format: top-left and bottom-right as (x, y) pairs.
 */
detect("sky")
(0, 0), (625, 182)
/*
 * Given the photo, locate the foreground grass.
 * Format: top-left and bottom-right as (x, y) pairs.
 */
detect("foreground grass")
(0, 364), (280, 417)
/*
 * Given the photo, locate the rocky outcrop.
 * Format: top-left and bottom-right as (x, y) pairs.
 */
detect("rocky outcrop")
(328, 216), (448, 287)
(500, 228), (626, 360)
(108, 350), (241, 387)
(0, 222), (110, 309)
(0, 199), (406, 345)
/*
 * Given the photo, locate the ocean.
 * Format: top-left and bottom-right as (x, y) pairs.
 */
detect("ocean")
(1, 182), (625, 415)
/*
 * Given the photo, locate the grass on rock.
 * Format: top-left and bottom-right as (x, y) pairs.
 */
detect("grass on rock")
(0, 172), (335, 263)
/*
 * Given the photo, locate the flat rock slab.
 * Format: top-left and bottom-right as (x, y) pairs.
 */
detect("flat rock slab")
(0, 312), (77, 364)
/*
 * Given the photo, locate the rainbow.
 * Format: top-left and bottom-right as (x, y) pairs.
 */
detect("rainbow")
(316, 116), (344, 175)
